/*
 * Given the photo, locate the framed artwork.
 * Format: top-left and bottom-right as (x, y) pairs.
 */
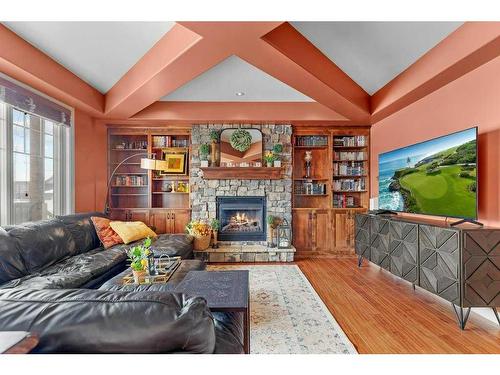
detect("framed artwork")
(160, 152), (187, 175)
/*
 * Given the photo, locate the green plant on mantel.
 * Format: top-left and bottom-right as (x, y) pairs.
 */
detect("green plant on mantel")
(199, 143), (210, 161)
(273, 143), (283, 154)
(209, 129), (219, 142)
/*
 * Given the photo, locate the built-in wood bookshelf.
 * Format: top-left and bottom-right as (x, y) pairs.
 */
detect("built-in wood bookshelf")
(107, 127), (191, 233)
(292, 127), (370, 258)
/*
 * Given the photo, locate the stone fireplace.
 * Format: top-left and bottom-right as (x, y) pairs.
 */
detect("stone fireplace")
(217, 196), (266, 242)
(190, 124), (295, 262)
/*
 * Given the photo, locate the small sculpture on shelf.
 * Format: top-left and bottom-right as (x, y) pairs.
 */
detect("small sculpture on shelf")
(304, 151), (312, 178)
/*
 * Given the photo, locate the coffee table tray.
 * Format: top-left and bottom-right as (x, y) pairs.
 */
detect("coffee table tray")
(122, 257), (181, 285)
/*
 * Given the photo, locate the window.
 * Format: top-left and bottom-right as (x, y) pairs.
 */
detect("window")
(0, 103), (73, 225)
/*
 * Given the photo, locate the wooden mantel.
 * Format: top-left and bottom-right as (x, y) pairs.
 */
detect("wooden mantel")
(200, 167), (283, 180)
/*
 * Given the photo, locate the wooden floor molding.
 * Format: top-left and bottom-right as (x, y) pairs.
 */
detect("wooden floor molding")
(296, 257), (500, 354)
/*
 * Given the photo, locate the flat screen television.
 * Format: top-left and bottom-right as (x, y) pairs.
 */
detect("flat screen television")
(378, 127), (478, 219)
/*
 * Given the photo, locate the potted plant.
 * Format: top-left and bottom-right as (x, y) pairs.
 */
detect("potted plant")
(200, 143), (210, 167)
(210, 218), (220, 249)
(186, 220), (212, 250)
(266, 215), (281, 247)
(209, 130), (219, 167)
(273, 143), (283, 167)
(126, 237), (152, 284)
(263, 151), (276, 168)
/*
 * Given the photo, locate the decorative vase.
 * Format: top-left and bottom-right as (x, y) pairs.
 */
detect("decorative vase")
(132, 269), (146, 284)
(267, 225), (275, 247)
(274, 160), (281, 167)
(212, 230), (219, 249)
(200, 160), (209, 168)
(211, 140), (218, 167)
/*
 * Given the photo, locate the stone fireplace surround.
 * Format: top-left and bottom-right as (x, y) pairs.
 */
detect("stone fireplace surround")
(190, 124), (295, 262)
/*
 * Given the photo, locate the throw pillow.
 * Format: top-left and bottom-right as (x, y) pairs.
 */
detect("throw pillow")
(109, 221), (157, 244)
(90, 216), (123, 249)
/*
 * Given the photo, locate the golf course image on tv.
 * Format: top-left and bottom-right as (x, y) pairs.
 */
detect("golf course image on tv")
(378, 127), (477, 218)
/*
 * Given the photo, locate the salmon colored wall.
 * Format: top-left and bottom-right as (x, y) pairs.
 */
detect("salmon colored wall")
(370, 56), (500, 226)
(74, 110), (107, 212)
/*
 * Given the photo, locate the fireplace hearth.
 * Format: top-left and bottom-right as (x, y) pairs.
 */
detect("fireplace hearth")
(216, 196), (266, 241)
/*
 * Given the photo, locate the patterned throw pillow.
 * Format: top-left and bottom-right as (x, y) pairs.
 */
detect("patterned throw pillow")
(90, 216), (124, 249)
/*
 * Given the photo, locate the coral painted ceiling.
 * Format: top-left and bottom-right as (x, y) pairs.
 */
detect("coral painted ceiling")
(1, 21), (498, 124)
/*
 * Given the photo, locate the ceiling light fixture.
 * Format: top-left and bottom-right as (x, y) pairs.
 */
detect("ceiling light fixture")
(235, 92), (245, 96)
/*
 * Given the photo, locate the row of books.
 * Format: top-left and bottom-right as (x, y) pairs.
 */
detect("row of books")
(114, 175), (147, 186)
(333, 136), (367, 147)
(152, 136), (189, 148)
(333, 179), (366, 192)
(334, 151), (366, 161)
(295, 136), (328, 147)
(333, 193), (358, 208)
(114, 140), (147, 150)
(294, 182), (327, 195)
(333, 162), (365, 176)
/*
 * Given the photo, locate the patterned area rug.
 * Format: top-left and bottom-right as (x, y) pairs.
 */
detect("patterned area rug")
(208, 264), (357, 354)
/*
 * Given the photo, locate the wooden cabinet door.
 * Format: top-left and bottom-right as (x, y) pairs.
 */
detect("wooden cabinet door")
(312, 209), (330, 252)
(109, 209), (129, 221)
(150, 211), (168, 234)
(129, 210), (150, 225)
(292, 210), (313, 253)
(171, 209), (190, 234)
(333, 210), (356, 251)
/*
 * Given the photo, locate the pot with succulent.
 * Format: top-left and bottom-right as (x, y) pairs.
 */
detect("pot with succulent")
(210, 218), (220, 249)
(186, 220), (212, 250)
(209, 129), (219, 167)
(266, 215), (282, 247)
(127, 237), (152, 284)
(263, 150), (276, 168)
(199, 143), (210, 167)
(273, 143), (283, 167)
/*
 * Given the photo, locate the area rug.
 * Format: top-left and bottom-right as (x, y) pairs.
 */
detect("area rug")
(207, 264), (357, 354)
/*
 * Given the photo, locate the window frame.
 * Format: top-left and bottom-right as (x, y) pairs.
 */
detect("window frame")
(0, 101), (74, 225)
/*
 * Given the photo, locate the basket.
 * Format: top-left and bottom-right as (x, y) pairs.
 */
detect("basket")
(193, 234), (211, 251)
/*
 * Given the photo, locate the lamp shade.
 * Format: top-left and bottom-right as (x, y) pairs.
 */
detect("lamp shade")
(140, 158), (157, 170)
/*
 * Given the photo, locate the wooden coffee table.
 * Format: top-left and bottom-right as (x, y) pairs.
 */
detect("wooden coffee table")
(175, 270), (250, 354)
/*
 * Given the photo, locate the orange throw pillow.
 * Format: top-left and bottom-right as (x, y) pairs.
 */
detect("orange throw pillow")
(91, 216), (123, 249)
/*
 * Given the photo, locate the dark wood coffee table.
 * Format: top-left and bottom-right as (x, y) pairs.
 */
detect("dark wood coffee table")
(174, 270), (250, 354)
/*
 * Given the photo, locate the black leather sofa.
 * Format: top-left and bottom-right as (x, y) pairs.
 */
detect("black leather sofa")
(0, 213), (244, 354)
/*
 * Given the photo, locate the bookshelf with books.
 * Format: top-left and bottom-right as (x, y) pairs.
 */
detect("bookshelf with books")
(107, 127), (191, 234)
(292, 127), (370, 258)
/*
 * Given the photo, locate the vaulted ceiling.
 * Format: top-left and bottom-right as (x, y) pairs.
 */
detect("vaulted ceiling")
(1, 21), (498, 124)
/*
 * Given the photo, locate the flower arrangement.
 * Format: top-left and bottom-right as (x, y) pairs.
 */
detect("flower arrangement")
(186, 220), (212, 250)
(126, 237), (152, 283)
(263, 151), (276, 166)
(199, 143), (210, 161)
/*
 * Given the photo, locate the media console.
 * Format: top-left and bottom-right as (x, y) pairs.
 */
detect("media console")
(354, 213), (500, 329)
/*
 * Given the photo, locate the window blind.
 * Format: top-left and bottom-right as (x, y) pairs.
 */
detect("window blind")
(0, 75), (71, 126)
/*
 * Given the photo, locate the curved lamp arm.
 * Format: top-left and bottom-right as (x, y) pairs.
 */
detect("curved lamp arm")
(104, 152), (154, 215)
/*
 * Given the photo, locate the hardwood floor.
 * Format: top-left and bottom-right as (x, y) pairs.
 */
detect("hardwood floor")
(295, 257), (500, 354)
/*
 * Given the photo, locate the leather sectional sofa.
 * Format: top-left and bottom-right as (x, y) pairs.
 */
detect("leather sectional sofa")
(0, 213), (244, 354)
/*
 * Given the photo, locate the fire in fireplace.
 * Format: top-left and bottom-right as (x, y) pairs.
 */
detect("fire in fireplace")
(216, 196), (266, 241)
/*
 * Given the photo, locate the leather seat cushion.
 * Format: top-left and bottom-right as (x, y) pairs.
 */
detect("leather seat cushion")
(0, 246), (127, 290)
(56, 212), (106, 254)
(213, 312), (245, 354)
(0, 227), (29, 284)
(150, 234), (194, 259)
(0, 288), (216, 353)
(99, 259), (205, 292)
(3, 219), (75, 273)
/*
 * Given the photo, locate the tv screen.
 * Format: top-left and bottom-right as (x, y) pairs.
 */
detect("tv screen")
(378, 127), (478, 219)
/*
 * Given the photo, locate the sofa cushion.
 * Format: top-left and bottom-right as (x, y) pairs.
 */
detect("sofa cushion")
(0, 288), (216, 353)
(151, 234), (194, 259)
(91, 216), (123, 249)
(3, 219), (75, 273)
(56, 212), (106, 254)
(0, 246), (127, 290)
(0, 227), (28, 284)
(213, 312), (245, 354)
(109, 221), (157, 244)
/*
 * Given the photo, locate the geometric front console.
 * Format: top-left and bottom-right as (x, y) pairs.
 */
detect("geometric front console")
(355, 213), (500, 329)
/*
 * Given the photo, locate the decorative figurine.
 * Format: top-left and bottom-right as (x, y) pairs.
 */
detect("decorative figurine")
(304, 151), (313, 178)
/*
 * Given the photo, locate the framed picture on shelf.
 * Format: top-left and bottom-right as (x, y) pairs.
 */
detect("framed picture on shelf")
(159, 152), (187, 175)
